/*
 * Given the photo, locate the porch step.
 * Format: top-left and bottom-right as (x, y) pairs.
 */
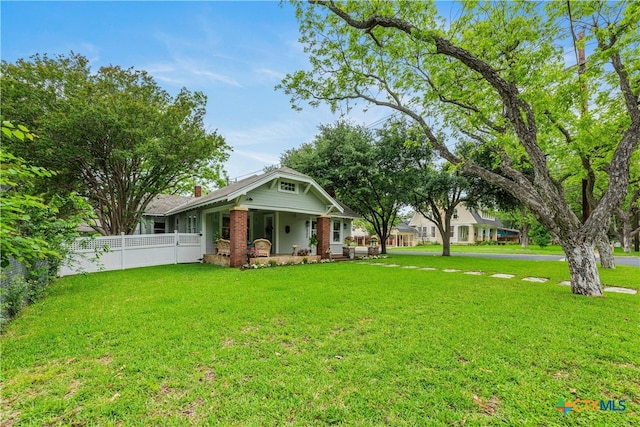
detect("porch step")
(331, 255), (355, 262)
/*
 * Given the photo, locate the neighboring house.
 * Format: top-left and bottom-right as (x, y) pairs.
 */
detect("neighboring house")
(408, 205), (519, 244)
(146, 167), (359, 267)
(386, 222), (419, 247)
(136, 193), (195, 234)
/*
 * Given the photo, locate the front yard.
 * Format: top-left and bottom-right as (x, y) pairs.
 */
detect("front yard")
(2, 256), (639, 425)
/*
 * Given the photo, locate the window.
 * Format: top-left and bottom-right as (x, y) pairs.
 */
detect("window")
(431, 226), (436, 238)
(480, 210), (495, 220)
(154, 221), (166, 234)
(187, 215), (197, 233)
(333, 220), (341, 243)
(453, 209), (458, 219)
(279, 180), (297, 193)
(449, 226), (454, 237)
(221, 215), (230, 239)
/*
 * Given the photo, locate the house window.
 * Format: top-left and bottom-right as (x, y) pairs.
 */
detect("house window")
(431, 226), (436, 238)
(449, 226), (454, 237)
(188, 215), (197, 233)
(453, 209), (458, 219)
(154, 221), (166, 234)
(279, 180), (297, 193)
(333, 220), (341, 243)
(221, 215), (230, 239)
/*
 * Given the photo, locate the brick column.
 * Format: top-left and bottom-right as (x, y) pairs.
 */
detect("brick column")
(229, 207), (248, 267)
(316, 215), (331, 259)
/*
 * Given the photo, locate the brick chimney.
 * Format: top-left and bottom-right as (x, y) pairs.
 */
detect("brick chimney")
(194, 185), (202, 198)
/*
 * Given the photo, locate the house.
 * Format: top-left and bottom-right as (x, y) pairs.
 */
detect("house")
(408, 205), (519, 245)
(386, 222), (419, 247)
(136, 193), (194, 234)
(145, 167), (359, 267)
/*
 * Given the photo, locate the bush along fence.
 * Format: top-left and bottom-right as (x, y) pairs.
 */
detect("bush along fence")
(58, 232), (202, 276)
(1, 258), (54, 328)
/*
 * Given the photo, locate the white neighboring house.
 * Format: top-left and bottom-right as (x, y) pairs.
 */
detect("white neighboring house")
(408, 205), (519, 245)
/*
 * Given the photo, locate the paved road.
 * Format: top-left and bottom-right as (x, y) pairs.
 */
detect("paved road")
(384, 250), (640, 267)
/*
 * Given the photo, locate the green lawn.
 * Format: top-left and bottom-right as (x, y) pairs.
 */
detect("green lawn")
(391, 243), (640, 257)
(2, 256), (639, 426)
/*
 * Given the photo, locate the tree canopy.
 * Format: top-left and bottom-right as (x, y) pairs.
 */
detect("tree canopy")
(279, 0), (640, 296)
(281, 120), (425, 253)
(1, 53), (231, 235)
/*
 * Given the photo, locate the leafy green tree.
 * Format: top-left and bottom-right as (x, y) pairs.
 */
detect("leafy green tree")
(1, 120), (93, 323)
(1, 53), (230, 235)
(530, 222), (551, 250)
(279, 1), (639, 296)
(410, 165), (475, 256)
(281, 120), (424, 253)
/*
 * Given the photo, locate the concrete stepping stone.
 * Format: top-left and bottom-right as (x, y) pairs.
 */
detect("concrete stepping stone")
(491, 273), (515, 279)
(402, 265), (419, 269)
(558, 281), (571, 286)
(420, 267), (437, 271)
(442, 269), (461, 273)
(522, 277), (549, 283)
(464, 271), (484, 275)
(382, 264), (399, 267)
(604, 287), (638, 295)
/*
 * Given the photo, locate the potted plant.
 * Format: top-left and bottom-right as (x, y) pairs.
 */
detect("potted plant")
(309, 234), (318, 254)
(343, 236), (356, 259)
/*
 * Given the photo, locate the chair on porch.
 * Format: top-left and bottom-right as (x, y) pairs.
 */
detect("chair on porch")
(215, 239), (230, 256)
(252, 238), (272, 257)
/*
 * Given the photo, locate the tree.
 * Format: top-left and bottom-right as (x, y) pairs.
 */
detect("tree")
(410, 166), (472, 256)
(281, 120), (424, 253)
(1, 53), (230, 235)
(279, 1), (639, 296)
(1, 120), (93, 323)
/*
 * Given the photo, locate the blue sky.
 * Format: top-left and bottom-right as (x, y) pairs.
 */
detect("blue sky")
(1, 1), (389, 180)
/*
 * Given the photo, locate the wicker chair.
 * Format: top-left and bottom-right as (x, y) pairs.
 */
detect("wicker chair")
(252, 238), (272, 257)
(215, 239), (230, 256)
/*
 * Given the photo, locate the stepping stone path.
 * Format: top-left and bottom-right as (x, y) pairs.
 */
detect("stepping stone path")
(604, 287), (638, 295)
(491, 273), (515, 279)
(522, 277), (549, 283)
(361, 263), (636, 295)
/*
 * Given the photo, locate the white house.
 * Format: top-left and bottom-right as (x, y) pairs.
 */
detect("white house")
(408, 205), (518, 245)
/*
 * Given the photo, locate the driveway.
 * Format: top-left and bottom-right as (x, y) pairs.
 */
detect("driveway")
(385, 250), (640, 267)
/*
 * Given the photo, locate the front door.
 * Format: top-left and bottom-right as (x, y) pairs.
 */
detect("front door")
(264, 214), (274, 254)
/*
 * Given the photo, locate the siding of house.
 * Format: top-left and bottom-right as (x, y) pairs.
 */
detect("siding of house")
(243, 181), (328, 214)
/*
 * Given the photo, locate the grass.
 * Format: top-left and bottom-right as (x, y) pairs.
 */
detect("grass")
(391, 243), (640, 257)
(2, 256), (639, 426)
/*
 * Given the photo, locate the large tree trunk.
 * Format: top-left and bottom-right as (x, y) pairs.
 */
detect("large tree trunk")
(441, 231), (451, 256)
(520, 221), (530, 248)
(560, 238), (603, 296)
(596, 231), (615, 269)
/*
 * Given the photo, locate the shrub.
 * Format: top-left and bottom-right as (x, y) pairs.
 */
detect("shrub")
(1, 277), (29, 326)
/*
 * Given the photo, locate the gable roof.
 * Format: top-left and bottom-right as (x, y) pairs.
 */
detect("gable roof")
(165, 167), (345, 215)
(144, 194), (194, 216)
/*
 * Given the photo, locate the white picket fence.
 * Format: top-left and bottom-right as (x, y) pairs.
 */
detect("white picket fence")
(59, 232), (202, 276)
